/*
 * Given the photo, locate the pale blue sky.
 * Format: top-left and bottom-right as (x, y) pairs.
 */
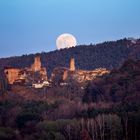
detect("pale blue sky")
(0, 0), (140, 57)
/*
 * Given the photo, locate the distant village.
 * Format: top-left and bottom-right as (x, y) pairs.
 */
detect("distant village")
(4, 55), (110, 89)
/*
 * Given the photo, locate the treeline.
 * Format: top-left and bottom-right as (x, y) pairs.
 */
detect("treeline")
(0, 99), (139, 140)
(0, 38), (140, 76)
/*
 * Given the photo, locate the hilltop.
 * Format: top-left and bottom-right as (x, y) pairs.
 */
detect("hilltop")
(0, 38), (140, 140)
(0, 38), (140, 77)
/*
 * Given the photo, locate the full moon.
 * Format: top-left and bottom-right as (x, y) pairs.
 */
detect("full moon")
(56, 33), (77, 49)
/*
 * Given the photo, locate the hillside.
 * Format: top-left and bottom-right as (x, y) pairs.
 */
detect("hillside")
(83, 59), (140, 104)
(0, 38), (140, 77)
(0, 59), (140, 140)
(1, 59), (139, 103)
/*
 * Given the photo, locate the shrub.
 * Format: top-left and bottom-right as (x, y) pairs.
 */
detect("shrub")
(16, 112), (42, 129)
(0, 127), (16, 140)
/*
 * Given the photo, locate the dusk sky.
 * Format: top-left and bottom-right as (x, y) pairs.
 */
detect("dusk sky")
(0, 0), (140, 58)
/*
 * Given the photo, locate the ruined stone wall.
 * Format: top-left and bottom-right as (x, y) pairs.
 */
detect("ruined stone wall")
(70, 58), (75, 71)
(51, 67), (110, 84)
(4, 68), (20, 84)
(40, 68), (47, 76)
(63, 70), (68, 81)
(70, 68), (110, 82)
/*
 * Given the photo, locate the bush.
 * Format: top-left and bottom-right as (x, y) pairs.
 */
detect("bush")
(36, 119), (80, 140)
(23, 101), (49, 113)
(37, 121), (59, 132)
(16, 112), (42, 129)
(0, 127), (16, 140)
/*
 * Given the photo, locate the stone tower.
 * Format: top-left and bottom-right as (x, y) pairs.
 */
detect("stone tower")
(70, 58), (75, 71)
(31, 56), (41, 72)
(63, 70), (68, 81)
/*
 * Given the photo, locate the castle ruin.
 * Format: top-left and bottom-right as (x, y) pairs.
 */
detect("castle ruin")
(4, 56), (47, 86)
(4, 55), (110, 88)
